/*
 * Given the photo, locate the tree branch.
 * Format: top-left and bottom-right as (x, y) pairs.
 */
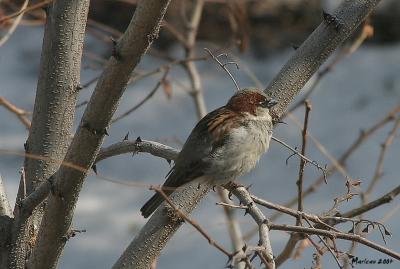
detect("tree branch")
(0, 0), (29, 47)
(265, 0), (380, 121)
(113, 1), (381, 268)
(96, 139), (179, 164)
(269, 224), (400, 260)
(26, 1), (171, 269)
(230, 186), (275, 269)
(94, 135), (400, 269)
(8, 0), (90, 268)
(0, 97), (31, 129)
(0, 174), (12, 217)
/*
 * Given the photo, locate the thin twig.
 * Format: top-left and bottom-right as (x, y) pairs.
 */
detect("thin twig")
(271, 136), (326, 179)
(364, 117), (400, 201)
(286, 21), (373, 116)
(297, 100), (312, 226)
(303, 216), (343, 269)
(343, 117), (400, 266)
(0, 97), (31, 129)
(162, 20), (190, 48)
(0, 0), (29, 47)
(0, 0), (52, 24)
(229, 185), (276, 269)
(341, 185), (400, 220)
(151, 185), (233, 257)
(204, 48), (240, 91)
(257, 105), (399, 229)
(269, 224), (400, 260)
(111, 69), (170, 124)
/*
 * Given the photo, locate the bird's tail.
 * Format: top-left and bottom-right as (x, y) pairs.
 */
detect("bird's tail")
(140, 193), (165, 218)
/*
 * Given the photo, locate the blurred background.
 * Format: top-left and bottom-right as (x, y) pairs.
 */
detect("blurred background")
(1, 0), (400, 268)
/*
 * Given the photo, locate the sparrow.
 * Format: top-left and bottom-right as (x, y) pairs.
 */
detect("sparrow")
(140, 88), (277, 218)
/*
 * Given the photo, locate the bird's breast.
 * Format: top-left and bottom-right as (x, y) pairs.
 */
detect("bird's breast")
(207, 120), (272, 183)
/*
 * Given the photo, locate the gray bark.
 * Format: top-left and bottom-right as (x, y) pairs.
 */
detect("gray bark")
(112, 1), (381, 268)
(0, 174), (12, 217)
(7, 1), (90, 268)
(26, 1), (171, 268)
(0, 174), (12, 269)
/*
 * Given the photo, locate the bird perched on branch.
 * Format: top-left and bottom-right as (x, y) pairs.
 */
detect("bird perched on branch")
(141, 88), (277, 218)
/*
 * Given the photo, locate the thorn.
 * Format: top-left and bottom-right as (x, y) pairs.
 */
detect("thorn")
(225, 254), (234, 267)
(92, 164), (98, 175)
(291, 44), (300, 50)
(82, 122), (91, 131)
(278, 120), (287, 125)
(217, 53), (228, 59)
(136, 136), (142, 143)
(322, 10), (343, 32)
(76, 84), (83, 91)
(42, 4), (50, 15)
(24, 142), (28, 152)
(228, 190), (233, 200)
(111, 37), (122, 60)
(285, 152), (296, 165)
(362, 225), (370, 233)
(166, 159), (172, 166)
(384, 227), (392, 236)
(82, 122), (109, 136)
(322, 10), (331, 21)
(47, 176), (56, 195)
(244, 207), (250, 216)
(245, 184), (252, 191)
(123, 132), (129, 141)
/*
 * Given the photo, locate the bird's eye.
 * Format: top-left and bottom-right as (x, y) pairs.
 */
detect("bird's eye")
(259, 99), (278, 108)
(259, 101), (269, 108)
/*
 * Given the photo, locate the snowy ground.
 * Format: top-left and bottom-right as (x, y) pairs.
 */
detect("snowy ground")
(1, 26), (399, 269)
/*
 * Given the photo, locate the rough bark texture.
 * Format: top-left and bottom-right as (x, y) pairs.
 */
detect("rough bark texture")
(7, 1), (90, 268)
(26, 1), (171, 268)
(112, 1), (381, 268)
(0, 175), (12, 268)
(265, 0), (380, 119)
(112, 183), (210, 269)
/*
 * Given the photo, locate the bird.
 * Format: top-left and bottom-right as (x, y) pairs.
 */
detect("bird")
(140, 88), (277, 218)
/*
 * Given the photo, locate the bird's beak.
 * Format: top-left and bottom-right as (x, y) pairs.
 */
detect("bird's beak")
(266, 99), (278, 108)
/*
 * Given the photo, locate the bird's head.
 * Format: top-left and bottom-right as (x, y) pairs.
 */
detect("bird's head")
(226, 88), (278, 116)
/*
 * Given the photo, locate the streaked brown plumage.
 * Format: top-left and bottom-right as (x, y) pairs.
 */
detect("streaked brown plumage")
(140, 88), (277, 218)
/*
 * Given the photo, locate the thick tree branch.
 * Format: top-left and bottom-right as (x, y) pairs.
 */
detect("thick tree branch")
(95, 134), (398, 269)
(265, 0), (380, 121)
(8, 0), (90, 268)
(0, 174), (12, 217)
(113, 1), (381, 268)
(26, 1), (171, 269)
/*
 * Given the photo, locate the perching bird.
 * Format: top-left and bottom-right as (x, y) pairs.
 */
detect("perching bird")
(140, 88), (277, 218)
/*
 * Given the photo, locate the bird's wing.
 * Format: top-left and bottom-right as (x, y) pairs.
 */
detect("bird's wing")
(162, 107), (244, 189)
